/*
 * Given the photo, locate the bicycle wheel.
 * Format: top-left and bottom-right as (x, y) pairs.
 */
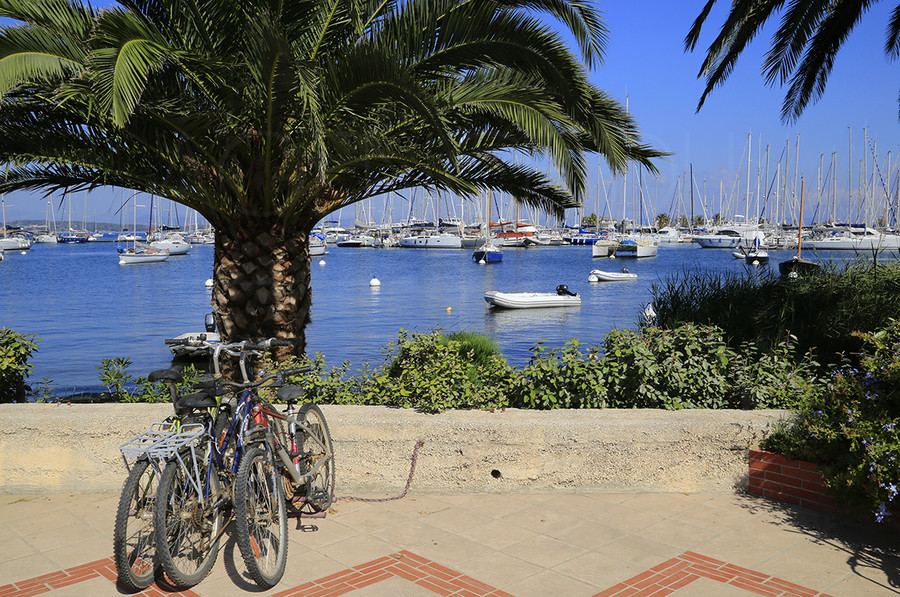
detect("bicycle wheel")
(298, 403), (335, 512)
(234, 445), (288, 588)
(154, 452), (223, 588)
(113, 457), (160, 590)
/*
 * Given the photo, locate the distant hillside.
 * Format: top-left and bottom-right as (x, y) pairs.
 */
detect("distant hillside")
(6, 219), (148, 231)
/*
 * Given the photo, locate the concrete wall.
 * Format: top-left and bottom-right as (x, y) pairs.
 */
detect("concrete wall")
(0, 404), (790, 494)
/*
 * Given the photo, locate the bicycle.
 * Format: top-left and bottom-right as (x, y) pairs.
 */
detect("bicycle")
(151, 338), (307, 589)
(114, 368), (223, 591)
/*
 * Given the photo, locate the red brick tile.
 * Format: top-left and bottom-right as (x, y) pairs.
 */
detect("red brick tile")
(624, 569), (657, 586)
(313, 567), (360, 585)
(452, 575), (496, 594)
(94, 565), (118, 582)
(415, 577), (455, 597)
(397, 551), (431, 566)
(423, 561), (461, 581)
(686, 563), (736, 583)
(649, 557), (687, 574)
(316, 586), (356, 597)
(679, 552), (726, 567)
(765, 471), (806, 489)
(750, 460), (782, 473)
(387, 562), (428, 582)
(633, 574), (667, 591)
(666, 572), (699, 591)
(457, 590), (482, 597)
(765, 576), (821, 596)
(728, 577), (783, 596)
(721, 563), (771, 583)
(46, 574), (97, 590)
(351, 571), (391, 589)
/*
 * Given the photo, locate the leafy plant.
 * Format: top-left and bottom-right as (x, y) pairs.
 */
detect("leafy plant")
(367, 330), (513, 413)
(98, 357), (133, 400)
(762, 320), (900, 523)
(0, 328), (40, 402)
(509, 339), (606, 409)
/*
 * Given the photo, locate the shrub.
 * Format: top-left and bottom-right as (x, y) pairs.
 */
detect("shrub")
(366, 329), (513, 413)
(0, 328), (40, 402)
(508, 339), (606, 409)
(650, 258), (900, 370)
(762, 320), (900, 524)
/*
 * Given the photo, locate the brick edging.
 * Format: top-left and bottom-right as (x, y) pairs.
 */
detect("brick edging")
(748, 449), (838, 514)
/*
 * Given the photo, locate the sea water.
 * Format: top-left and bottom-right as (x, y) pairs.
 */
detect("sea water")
(0, 241), (876, 393)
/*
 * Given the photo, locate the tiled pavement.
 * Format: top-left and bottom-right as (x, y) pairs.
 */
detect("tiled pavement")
(0, 490), (897, 596)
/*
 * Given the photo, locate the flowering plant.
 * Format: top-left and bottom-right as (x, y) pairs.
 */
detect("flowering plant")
(763, 320), (900, 523)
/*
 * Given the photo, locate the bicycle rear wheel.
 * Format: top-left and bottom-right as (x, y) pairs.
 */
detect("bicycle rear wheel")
(154, 453), (223, 588)
(298, 403), (334, 512)
(113, 457), (160, 590)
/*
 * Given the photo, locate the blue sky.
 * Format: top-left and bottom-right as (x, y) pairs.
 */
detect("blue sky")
(3, 1), (899, 226)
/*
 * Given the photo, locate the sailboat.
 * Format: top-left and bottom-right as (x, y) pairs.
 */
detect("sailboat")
(779, 180), (819, 277)
(34, 199), (59, 243)
(472, 189), (503, 263)
(118, 193), (169, 264)
(0, 194), (31, 250)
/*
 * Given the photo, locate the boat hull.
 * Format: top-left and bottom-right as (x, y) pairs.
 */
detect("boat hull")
(484, 290), (581, 309)
(589, 269), (637, 281)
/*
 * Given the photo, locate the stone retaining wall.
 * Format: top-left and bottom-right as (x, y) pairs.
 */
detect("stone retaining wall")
(0, 404), (789, 494)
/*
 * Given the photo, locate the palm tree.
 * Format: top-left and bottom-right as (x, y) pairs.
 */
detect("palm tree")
(0, 0), (663, 363)
(685, 0), (900, 123)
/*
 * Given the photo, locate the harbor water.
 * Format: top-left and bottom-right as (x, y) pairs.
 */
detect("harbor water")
(0, 242), (879, 393)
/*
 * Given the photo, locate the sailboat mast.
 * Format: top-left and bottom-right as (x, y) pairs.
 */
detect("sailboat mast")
(797, 179), (806, 260)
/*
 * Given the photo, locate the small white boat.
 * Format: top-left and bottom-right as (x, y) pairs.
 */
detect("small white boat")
(118, 245), (170, 264)
(589, 269), (637, 282)
(165, 331), (221, 359)
(484, 286), (581, 309)
(150, 233), (191, 255)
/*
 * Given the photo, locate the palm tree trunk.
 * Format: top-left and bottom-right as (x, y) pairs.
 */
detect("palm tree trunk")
(210, 221), (312, 361)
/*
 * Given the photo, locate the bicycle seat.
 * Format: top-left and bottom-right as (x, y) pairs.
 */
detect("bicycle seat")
(277, 385), (305, 402)
(175, 391), (218, 414)
(148, 367), (184, 383)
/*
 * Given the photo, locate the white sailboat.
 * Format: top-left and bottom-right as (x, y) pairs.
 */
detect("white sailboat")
(118, 193), (169, 264)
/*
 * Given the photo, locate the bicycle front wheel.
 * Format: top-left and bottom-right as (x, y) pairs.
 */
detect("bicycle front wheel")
(113, 457), (160, 591)
(234, 445), (288, 588)
(154, 453), (223, 588)
(298, 403), (335, 512)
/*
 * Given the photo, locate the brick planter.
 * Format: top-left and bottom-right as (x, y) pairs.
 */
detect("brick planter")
(748, 449), (838, 514)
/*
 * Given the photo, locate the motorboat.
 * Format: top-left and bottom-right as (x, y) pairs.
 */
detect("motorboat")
(165, 331), (221, 359)
(398, 231), (462, 248)
(309, 236), (326, 256)
(118, 245), (169, 264)
(589, 269), (637, 282)
(150, 233), (191, 255)
(336, 234), (377, 247)
(484, 285), (581, 309)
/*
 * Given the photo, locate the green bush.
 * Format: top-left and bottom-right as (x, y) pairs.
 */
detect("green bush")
(650, 258), (900, 369)
(366, 330), (513, 413)
(762, 320), (900, 524)
(509, 339), (606, 409)
(97, 357), (200, 403)
(0, 328), (40, 402)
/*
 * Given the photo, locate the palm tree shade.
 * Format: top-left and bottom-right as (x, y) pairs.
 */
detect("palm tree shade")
(0, 0), (663, 365)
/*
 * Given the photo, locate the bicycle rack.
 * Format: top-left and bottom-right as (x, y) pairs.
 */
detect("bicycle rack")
(119, 422), (208, 497)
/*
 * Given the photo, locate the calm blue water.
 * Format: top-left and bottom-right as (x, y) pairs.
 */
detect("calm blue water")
(0, 241), (875, 393)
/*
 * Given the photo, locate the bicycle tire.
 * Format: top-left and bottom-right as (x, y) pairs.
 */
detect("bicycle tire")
(298, 403), (335, 512)
(154, 452), (223, 588)
(113, 456), (160, 590)
(234, 445), (288, 588)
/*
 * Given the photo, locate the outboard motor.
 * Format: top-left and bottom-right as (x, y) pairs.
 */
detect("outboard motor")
(556, 284), (577, 297)
(204, 312), (217, 332)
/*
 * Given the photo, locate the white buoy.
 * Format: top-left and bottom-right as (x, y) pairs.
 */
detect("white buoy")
(319, 259), (326, 266)
(478, 258), (486, 265)
(588, 274), (599, 283)
(370, 277), (381, 287)
(119, 259), (126, 265)
(205, 278), (214, 288)
(609, 254), (616, 259)
(21, 251), (26, 255)
(752, 260), (760, 266)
